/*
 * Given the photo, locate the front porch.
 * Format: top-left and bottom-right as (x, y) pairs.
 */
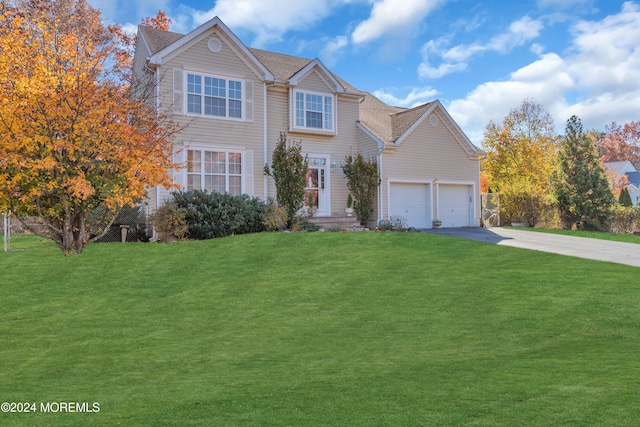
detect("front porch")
(306, 216), (366, 231)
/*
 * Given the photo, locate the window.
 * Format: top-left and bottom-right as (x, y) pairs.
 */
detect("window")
(294, 90), (333, 131)
(187, 149), (242, 196)
(187, 73), (242, 119)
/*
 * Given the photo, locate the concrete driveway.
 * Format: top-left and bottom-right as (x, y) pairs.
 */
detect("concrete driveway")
(423, 227), (640, 268)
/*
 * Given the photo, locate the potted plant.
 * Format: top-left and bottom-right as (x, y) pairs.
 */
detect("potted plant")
(345, 194), (354, 217)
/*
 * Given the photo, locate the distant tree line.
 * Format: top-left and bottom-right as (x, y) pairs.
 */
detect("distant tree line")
(482, 99), (639, 231)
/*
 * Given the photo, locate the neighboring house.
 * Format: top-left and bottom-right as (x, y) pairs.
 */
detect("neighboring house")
(133, 17), (485, 229)
(604, 161), (640, 206)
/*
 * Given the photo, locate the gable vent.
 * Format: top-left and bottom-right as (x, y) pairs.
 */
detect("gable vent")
(208, 38), (222, 53)
(429, 114), (439, 126)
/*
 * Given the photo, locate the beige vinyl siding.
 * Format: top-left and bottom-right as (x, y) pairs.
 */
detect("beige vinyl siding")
(264, 86), (289, 202)
(297, 70), (334, 93)
(380, 110), (481, 225)
(266, 85), (360, 215)
(155, 28), (266, 209)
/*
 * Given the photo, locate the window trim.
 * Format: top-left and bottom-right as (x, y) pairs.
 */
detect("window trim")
(291, 89), (335, 133)
(186, 148), (244, 196)
(185, 71), (245, 121)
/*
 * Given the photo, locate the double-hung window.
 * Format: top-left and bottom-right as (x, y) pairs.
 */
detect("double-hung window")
(187, 73), (243, 119)
(187, 149), (242, 196)
(294, 90), (334, 131)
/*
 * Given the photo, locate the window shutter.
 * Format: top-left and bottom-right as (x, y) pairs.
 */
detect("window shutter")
(175, 146), (187, 189)
(244, 80), (254, 122)
(243, 150), (254, 196)
(173, 69), (184, 115)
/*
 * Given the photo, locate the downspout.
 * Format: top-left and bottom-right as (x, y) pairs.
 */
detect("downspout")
(263, 82), (268, 200)
(377, 144), (384, 225)
(155, 68), (161, 213)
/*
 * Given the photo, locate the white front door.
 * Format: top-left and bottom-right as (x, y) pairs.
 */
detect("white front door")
(305, 157), (329, 216)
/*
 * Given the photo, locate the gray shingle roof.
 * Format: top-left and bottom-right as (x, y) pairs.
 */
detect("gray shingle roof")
(604, 161), (636, 176)
(138, 26), (183, 54)
(248, 48), (313, 82)
(391, 102), (434, 142)
(626, 171), (640, 186)
(137, 25), (438, 145)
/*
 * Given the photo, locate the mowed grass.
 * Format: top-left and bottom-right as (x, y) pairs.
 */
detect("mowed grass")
(1, 232), (639, 426)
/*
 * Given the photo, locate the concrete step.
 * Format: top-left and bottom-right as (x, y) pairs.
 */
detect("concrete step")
(306, 216), (365, 231)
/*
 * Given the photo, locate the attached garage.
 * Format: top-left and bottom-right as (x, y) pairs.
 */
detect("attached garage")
(438, 184), (472, 228)
(389, 183), (431, 228)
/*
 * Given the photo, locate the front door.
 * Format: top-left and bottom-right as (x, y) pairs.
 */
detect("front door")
(305, 158), (329, 216)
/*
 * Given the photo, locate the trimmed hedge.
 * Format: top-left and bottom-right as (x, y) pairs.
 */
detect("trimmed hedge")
(172, 190), (265, 239)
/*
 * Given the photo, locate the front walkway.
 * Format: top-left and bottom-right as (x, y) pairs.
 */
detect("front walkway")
(424, 227), (640, 268)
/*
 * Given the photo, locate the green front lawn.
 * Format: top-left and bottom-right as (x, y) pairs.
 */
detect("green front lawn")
(1, 233), (639, 426)
(507, 226), (640, 244)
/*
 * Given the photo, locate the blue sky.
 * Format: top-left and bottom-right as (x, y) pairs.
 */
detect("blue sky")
(90, 0), (640, 145)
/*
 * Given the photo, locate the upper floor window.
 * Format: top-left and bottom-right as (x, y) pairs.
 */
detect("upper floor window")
(187, 73), (242, 119)
(294, 90), (333, 131)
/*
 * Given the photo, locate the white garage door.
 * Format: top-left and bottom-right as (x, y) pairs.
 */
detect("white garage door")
(439, 184), (471, 228)
(390, 183), (430, 228)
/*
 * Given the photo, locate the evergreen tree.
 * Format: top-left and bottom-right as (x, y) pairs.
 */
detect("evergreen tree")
(555, 116), (614, 230)
(264, 132), (308, 229)
(342, 153), (380, 226)
(618, 187), (633, 207)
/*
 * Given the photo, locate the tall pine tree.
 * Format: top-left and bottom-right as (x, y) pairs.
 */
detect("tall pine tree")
(555, 116), (614, 230)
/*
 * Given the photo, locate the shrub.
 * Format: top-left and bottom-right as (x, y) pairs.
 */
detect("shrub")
(608, 205), (640, 234)
(389, 215), (408, 232)
(172, 190), (265, 239)
(342, 153), (380, 226)
(150, 201), (188, 242)
(378, 216), (407, 232)
(264, 132), (308, 229)
(292, 219), (320, 232)
(263, 198), (288, 231)
(618, 187), (633, 207)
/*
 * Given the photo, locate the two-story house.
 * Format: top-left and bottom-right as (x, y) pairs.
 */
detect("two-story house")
(133, 17), (485, 229)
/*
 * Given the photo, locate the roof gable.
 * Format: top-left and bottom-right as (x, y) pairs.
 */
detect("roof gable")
(289, 59), (345, 93)
(145, 17), (274, 81)
(604, 160), (637, 176)
(358, 94), (484, 158)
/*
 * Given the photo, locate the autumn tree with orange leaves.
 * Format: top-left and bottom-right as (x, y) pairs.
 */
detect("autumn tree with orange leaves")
(0, 0), (179, 254)
(482, 99), (559, 226)
(599, 121), (640, 169)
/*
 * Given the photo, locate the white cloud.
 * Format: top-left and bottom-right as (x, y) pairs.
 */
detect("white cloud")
(351, 0), (445, 44)
(567, 1), (640, 97)
(190, 0), (348, 47)
(319, 35), (349, 66)
(373, 87), (439, 108)
(445, 3), (640, 145)
(418, 61), (467, 79)
(447, 53), (574, 144)
(444, 16), (543, 62)
(418, 16), (543, 79)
